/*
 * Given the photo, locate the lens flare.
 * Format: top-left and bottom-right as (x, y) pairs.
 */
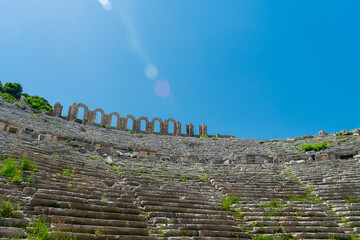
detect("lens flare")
(98, 0), (112, 10)
(144, 64), (158, 80)
(98, 0), (109, 5)
(154, 80), (171, 98)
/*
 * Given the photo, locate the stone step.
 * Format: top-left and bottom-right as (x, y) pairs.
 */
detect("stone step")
(50, 231), (157, 240)
(198, 230), (249, 238)
(48, 215), (147, 228)
(0, 217), (29, 228)
(139, 200), (217, 210)
(34, 206), (145, 222)
(151, 217), (235, 226)
(0, 227), (26, 238)
(143, 205), (226, 215)
(51, 223), (150, 235)
(147, 211), (233, 220)
(31, 197), (140, 215)
(292, 232), (351, 239)
(162, 223), (243, 232)
(33, 190), (137, 209)
(137, 196), (219, 206)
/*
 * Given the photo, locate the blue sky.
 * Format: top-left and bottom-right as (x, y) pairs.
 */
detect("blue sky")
(1, 0), (359, 140)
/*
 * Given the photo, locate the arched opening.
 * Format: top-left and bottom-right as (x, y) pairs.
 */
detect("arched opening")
(195, 126), (199, 136)
(62, 105), (70, 118)
(95, 112), (102, 125)
(111, 116), (117, 127)
(154, 121), (160, 133)
(168, 121), (174, 134)
(140, 120), (147, 131)
(127, 118), (133, 131)
(77, 107), (85, 120)
(181, 124), (186, 135)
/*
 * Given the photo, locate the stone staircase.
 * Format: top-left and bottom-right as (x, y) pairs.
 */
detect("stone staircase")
(208, 164), (352, 239)
(1, 128), (360, 239)
(286, 159), (360, 236)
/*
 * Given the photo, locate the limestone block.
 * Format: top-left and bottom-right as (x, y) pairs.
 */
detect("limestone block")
(130, 152), (139, 158)
(319, 130), (328, 136)
(19, 96), (26, 109)
(0, 122), (5, 131)
(105, 156), (113, 165)
(23, 187), (37, 195)
(139, 151), (148, 157)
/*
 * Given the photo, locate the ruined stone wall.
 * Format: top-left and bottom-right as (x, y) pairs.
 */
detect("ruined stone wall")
(55, 102), (212, 137)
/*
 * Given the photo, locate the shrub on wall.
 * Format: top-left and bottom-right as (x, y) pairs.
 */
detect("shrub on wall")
(25, 95), (53, 111)
(0, 93), (17, 103)
(300, 143), (328, 152)
(0, 81), (53, 111)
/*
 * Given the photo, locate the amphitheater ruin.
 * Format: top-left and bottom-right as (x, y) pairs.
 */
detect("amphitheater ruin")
(53, 102), (210, 138)
(1, 98), (360, 239)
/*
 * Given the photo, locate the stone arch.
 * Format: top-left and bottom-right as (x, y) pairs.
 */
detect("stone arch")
(108, 112), (121, 128)
(76, 103), (89, 123)
(151, 117), (163, 134)
(125, 115), (136, 132)
(92, 108), (106, 126)
(165, 118), (177, 135)
(138, 116), (149, 133)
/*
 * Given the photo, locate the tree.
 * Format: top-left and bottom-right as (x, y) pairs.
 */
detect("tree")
(25, 95), (53, 111)
(3, 82), (23, 99)
(0, 81), (2, 92)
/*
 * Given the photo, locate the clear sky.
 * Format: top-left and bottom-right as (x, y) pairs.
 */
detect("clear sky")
(1, 0), (359, 140)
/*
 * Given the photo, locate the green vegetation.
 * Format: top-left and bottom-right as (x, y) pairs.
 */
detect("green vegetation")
(198, 174), (208, 182)
(300, 142), (328, 152)
(139, 211), (149, 218)
(179, 177), (191, 182)
(62, 168), (75, 177)
(128, 130), (134, 134)
(222, 195), (244, 217)
(100, 194), (107, 201)
(200, 134), (208, 138)
(0, 157), (25, 183)
(158, 226), (164, 238)
(346, 195), (360, 204)
(2, 82), (23, 99)
(21, 158), (37, 171)
(222, 197), (231, 211)
(88, 156), (98, 160)
(27, 217), (50, 240)
(65, 138), (71, 143)
(211, 136), (218, 140)
(0, 199), (20, 218)
(25, 95), (52, 111)
(1, 92), (16, 103)
(260, 200), (284, 216)
(51, 153), (60, 157)
(248, 222), (266, 227)
(0, 81), (52, 111)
